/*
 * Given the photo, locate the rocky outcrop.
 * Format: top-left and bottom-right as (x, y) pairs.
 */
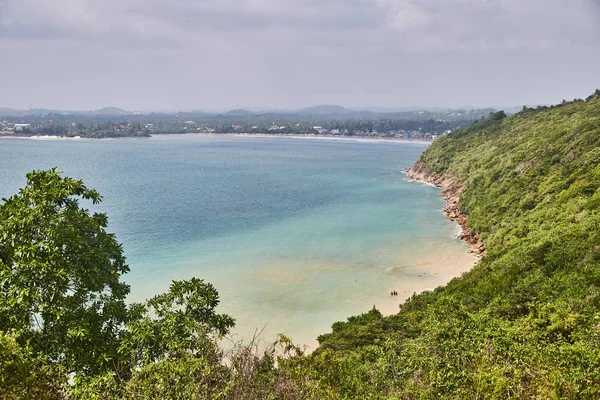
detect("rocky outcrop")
(406, 160), (486, 257)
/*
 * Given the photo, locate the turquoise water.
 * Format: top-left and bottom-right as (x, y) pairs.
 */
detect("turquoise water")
(0, 135), (474, 348)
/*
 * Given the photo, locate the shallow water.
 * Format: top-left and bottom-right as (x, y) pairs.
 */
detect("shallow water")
(0, 135), (474, 348)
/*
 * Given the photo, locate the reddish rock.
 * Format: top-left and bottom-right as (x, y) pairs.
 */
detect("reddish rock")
(406, 160), (486, 260)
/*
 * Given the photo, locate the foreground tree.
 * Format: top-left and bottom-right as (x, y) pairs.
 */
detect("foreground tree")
(0, 168), (130, 375)
(0, 169), (235, 396)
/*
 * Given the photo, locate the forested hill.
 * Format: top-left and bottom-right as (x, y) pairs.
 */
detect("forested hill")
(304, 90), (600, 398)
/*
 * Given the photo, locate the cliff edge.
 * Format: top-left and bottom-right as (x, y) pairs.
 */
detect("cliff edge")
(406, 159), (486, 256)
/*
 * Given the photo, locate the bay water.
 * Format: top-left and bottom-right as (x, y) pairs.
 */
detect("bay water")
(0, 135), (475, 348)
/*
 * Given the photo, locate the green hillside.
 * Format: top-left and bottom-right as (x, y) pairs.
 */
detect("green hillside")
(297, 90), (600, 398)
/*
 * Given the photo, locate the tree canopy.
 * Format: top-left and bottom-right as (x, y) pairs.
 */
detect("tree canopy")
(0, 169), (130, 374)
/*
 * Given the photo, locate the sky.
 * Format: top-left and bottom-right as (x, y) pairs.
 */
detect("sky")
(0, 0), (599, 111)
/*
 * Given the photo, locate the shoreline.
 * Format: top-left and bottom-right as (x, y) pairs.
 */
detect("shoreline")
(358, 159), (485, 318)
(405, 159), (486, 257)
(376, 248), (480, 317)
(375, 160), (484, 316)
(152, 132), (434, 144)
(0, 131), (433, 144)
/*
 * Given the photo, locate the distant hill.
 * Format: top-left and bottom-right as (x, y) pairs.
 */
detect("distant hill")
(0, 108), (22, 117)
(299, 105), (354, 116)
(0, 107), (133, 117)
(222, 109), (254, 117)
(0, 108), (60, 117)
(92, 107), (131, 116)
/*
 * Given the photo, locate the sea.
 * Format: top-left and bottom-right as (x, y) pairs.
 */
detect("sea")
(0, 135), (475, 348)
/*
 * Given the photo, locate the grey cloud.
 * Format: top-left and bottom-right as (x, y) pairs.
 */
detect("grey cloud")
(2, 0), (597, 51)
(374, 0), (600, 51)
(0, 0), (386, 42)
(137, 0), (385, 30)
(0, 0), (598, 110)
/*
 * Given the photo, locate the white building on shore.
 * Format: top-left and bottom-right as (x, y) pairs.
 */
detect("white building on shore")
(14, 123), (31, 131)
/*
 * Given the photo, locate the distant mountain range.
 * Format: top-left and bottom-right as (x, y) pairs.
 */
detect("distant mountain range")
(0, 107), (134, 118)
(0, 104), (516, 119)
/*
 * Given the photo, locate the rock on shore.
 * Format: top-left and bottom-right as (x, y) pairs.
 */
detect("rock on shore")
(405, 159), (486, 256)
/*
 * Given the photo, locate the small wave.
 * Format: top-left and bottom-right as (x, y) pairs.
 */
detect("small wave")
(455, 226), (464, 239)
(416, 288), (434, 294)
(28, 135), (82, 141)
(402, 174), (438, 188)
(408, 179), (438, 188)
(381, 264), (409, 273)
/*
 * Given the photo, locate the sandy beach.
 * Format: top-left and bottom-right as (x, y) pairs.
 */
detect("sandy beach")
(361, 164), (485, 317)
(376, 246), (479, 316)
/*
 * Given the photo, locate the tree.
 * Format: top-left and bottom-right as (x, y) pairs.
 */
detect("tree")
(122, 278), (235, 368)
(0, 168), (130, 375)
(72, 278), (235, 398)
(0, 330), (66, 399)
(0, 168), (235, 389)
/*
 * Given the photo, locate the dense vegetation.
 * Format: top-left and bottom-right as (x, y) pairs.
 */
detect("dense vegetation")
(296, 90), (600, 398)
(1, 90), (600, 398)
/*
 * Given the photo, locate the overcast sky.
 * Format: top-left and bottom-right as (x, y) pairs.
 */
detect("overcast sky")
(1, 0), (599, 111)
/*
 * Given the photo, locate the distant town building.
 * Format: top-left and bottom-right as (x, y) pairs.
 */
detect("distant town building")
(14, 124), (31, 131)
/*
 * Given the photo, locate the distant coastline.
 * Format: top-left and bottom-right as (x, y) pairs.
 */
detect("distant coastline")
(0, 131), (435, 143)
(151, 132), (435, 143)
